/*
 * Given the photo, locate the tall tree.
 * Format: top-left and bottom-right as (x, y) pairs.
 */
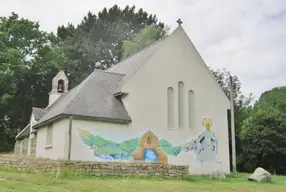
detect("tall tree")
(240, 86), (286, 174)
(57, 5), (166, 88)
(0, 13), (66, 152)
(209, 68), (253, 171)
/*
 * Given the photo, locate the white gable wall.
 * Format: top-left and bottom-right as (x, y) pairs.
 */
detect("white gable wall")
(35, 27), (230, 175)
(36, 119), (69, 160)
(120, 27), (230, 174)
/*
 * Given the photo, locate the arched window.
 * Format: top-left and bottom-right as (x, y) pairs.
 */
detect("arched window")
(147, 136), (152, 144)
(57, 79), (64, 93)
(167, 87), (174, 128)
(178, 81), (184, 128)
(188, 90), (194, 129)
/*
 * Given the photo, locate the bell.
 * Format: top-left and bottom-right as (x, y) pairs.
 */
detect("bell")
(58, 84), (64, 92)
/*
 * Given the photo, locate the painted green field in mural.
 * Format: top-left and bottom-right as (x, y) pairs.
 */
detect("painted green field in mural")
(77, 117), (219, 165)
(77, 128), (184, 162)
(159, 139), (182, 156)
(1, 171), (286, 192)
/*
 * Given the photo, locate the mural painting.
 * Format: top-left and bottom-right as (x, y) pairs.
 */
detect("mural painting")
(77, 128), (180, 163)
(182, 117), (219, 166)
(77, 117), (218, 164)
(132, 130), (168, 163)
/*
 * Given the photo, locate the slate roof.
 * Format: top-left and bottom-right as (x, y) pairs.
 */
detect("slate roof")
(34, 70), (131, 128)
(32, 107), (49, 121)
(32, 33), (169, 128)
(15, 108), (48, 140)
(20, 26), (230, 130)
(106, 38), (166, 95)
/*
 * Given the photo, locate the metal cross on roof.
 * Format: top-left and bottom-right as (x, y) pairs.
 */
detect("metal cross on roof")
(177, 18), (183, 26)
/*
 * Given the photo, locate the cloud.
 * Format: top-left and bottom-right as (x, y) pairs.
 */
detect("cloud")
(1, 0), (285, 100)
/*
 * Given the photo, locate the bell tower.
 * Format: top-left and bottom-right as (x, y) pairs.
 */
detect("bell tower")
(48, 71), (69, 106)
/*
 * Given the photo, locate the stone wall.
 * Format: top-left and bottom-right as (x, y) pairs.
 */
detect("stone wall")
(21, 138), (28, 155)
(14, 141), (21, 155)
(0, 158), (188, 179)
(14, 138), (29, 156)
(30, 135), (37, 157)
(0, 158), (60, 174)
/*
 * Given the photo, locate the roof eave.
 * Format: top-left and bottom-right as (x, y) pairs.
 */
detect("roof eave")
(113, 92), (122, 97)
(113, 91), (129, 97)
(31, 129), (37, 134)
(33, 114), (131, 129)
(15, 123), (30, 140)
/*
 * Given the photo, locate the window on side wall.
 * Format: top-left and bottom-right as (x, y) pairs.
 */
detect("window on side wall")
(46, 123), (53, 147)
(167, 87), (175, 128)
(188, 90), (195, 129)
(178, 81), (185, 129)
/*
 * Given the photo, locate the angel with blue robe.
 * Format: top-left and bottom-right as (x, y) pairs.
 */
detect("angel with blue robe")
(182, 117), (218, 166)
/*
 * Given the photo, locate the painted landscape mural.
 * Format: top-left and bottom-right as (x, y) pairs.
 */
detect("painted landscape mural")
(77, 117), (219, 165)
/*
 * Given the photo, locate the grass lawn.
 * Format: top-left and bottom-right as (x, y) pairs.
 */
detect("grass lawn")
(0, 170), (286, 192)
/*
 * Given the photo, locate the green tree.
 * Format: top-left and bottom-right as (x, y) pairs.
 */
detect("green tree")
(254, 87), (286, 113)
(0, 13), (66, 152)
(240, 86), (286, 174)
(122, 25), (169, 59)
(57, 5), (166, 88)
(210, 68), (253, 106)
(210, 68), (253, 132)
(209, 68), (253, 171)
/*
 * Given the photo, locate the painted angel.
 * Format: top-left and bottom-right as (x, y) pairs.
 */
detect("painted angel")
(182, 117), (219, 165)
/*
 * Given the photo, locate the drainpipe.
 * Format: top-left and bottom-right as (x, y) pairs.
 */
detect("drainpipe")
(68, 116), (73, 161)
(229, 76), (237, 174)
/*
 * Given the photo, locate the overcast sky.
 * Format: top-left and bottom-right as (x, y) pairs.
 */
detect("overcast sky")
(1, 0), (286, 101)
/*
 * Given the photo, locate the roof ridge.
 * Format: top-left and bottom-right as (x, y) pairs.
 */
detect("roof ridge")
(94, 69), (125, 76)
(15, 123), (30, 140)
(35, 72), (97, 127)
(106, 35), (168, 71)
(34, 69), (131, 128)
(122, 41), (164, 84)
(124, 35), (167, 59)
(61, 71), (97, 113)
(45, 71), (95, 112)
(105, 27), (187, 72)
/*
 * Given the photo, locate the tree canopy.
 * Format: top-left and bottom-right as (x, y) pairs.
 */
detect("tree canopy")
(122, 25), (169, 59)
(0, 12), (66, 152)
(57, 5), (166, 88)
(239, 86), (286, 174)
(0, 6), (167, 152)
(209, 68), (253, 171)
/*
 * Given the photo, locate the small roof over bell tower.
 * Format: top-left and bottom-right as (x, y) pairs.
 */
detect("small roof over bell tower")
(51, 71), (69, 93)
(48, 71), (69, 107)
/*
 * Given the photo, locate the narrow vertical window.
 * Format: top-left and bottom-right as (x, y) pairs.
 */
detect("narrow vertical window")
(178, 81), (184, 128)
(167, 87), (174, 128)
(46, 124), (53, 146)
(188, 90), (194, 129)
